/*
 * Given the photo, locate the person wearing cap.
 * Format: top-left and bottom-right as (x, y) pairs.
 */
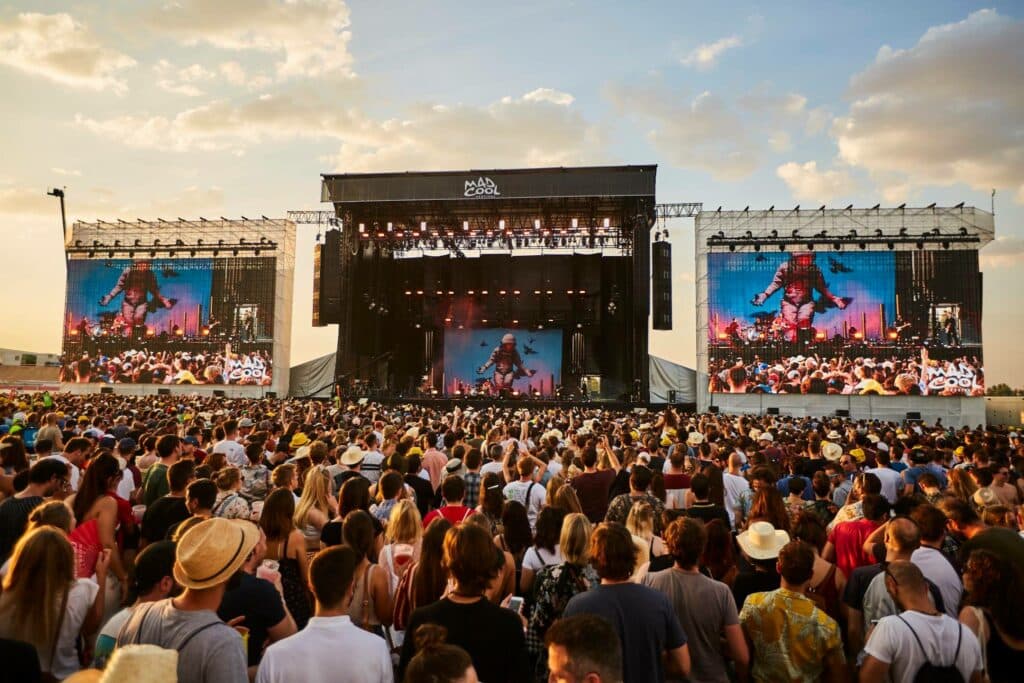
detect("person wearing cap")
(94, 540), (178, 667)
(212, 419), (247, 468)
(257, 545), (392, 683)
(238, 418), (254, 439)
(115, 518), (253, 683)
(739, 540), (845, 682)
(182, 435), (207, 465)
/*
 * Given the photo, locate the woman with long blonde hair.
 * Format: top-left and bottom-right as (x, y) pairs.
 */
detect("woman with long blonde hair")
(948, 467), (979, 506)
(0, 527), (110, 679)
(626, 500), (667, 580)
(380, 499), (423, 587)
(294, 467), (336, 552)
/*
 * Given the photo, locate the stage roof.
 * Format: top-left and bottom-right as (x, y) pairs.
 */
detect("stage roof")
(321, 165), (657, 204)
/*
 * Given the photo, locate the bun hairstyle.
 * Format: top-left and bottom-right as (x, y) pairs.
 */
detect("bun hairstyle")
(405, 624), (474, 683)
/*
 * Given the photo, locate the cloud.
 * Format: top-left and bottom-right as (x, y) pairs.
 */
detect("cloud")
(833, 9), (1024, 203)
(74, 86), (601, 170)
(605, 84), (760, 180)
(682, 35), (742, 70)
(150, 0), (354, 81)
(0, 12), (136, 93)
(776, 161), (856, 202)
(0, 184), (225, 223)
(329, 92), (599, 171)
(979, 236), (1024, 270)
(153, 59), (216, 97)
(522, 88), (575, 106)
(51, 168), (82, 177)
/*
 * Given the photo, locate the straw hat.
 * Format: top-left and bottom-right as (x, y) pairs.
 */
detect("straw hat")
(737, 522), (790, 560)
(822, 442), (843, 462)
(101, 645), (178, 683)
(826, 430), (843, 441)
(686, 432), (704, 447)
(173, 518), (259, 590)
(340, 446), (365, 467)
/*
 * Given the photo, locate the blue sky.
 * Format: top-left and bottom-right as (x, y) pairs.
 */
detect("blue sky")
(1, 1), (1022, 384)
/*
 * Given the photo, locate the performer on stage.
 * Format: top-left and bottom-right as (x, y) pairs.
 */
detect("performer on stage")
(751, 252), (848, 342)
(477, 333), (535, 392)
(943, 312), (960, 346)
(98, 261), (176, 334)
(725, 318), (742, 343)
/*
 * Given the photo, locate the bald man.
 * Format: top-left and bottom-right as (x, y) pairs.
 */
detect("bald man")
(861, 561), (982, 683)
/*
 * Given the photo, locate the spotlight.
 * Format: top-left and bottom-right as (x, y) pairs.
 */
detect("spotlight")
(833, 243), (842, 251)
(915, 241), (924, 250)
(807, 243), (815, 251)
(886, 242), (895, 250)
(815, 331), (827, 341)
(778, 244), (786, 252)
(728, 245), (736, 252)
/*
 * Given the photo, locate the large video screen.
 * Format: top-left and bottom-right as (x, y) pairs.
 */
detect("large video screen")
(707, 250), (983, 396)
(62, 257), (276, 385)
(444, 328), (562, 397)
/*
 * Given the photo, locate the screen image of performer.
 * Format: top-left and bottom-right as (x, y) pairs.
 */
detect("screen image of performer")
(97, 261), (177, 334)
(476, 333), (535, 392)
(751, 252), (848, 341)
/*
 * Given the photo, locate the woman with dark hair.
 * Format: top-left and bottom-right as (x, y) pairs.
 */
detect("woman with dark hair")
(393, 517), (452, 631)
(398, 523), (529, 682)
(495, 500), (532, 596)
(960, 548), (1024, 682)
(746, 487), (790, 532)
(404, 624), (478, 683)
(321, 475), (382, 547)
(475, 472), (504, 535)
(521, 506), (566, 593)
(343, 510), (393, 635)
(260, 488), (311, 629)
(700, 518), (738, 586)
(790, 511), (844, 620)
(68, 452), (130, 612)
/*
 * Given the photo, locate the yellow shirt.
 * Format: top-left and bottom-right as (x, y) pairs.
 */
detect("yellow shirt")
(739, 587), (844, 682)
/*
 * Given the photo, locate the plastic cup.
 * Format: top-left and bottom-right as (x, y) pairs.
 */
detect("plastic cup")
(394, 543), (414, 568)
(132, 505), (146, 523)
(256, 559), (280, 585)
(250, 501), (264, 521)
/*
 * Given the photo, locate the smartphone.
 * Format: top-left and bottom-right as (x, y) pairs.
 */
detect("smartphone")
(508, 596), (524, 613)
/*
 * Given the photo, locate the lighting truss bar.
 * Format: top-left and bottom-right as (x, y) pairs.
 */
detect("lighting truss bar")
(705, 234), (980, 249)
(66, 242), (276, 255)
(656, 203), (702, 218)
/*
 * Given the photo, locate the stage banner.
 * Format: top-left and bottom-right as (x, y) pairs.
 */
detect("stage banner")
(443, 328), (562, 397)
(706, 250), (983, 396)
(62, 257), (276, 385)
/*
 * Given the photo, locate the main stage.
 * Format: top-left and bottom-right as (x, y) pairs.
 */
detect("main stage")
(315, 166), (659, 403)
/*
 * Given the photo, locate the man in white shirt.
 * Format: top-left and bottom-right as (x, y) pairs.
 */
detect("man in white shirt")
(722, 453), (750, 529)
(910, 504), (962, 618)
(866, 450), (902, 505)
(503, 456), (546, 530)
(44, 436), (90, 492)
(211, 419), (246, 468)
(360, 433), (384, 484)
(257, 545), (392, 683)
(861, 561), (982, 683)
(480, 443), (506, 478)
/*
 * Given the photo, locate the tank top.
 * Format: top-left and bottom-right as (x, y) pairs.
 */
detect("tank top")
(985, 612), (1024, 683)
(348, 563), (381, 627)
(807, 563), (840, 620)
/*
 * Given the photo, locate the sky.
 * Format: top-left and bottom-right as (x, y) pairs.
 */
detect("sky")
(1, 1), (1023, 385)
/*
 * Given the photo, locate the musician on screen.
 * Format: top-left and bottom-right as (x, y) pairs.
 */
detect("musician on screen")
(751, 252), (848, 342)
(476, 333), (535, 392)
(98, 260), (176, 334)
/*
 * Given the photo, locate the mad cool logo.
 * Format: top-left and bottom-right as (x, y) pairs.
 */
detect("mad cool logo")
(464, 177), (501, 197)
(226, 355), (270, 384)
(925, 362), (980, 393)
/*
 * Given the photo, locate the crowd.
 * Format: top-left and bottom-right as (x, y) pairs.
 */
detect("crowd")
(62, 348), (273, 385)
(0, 391), (1022, 682)
(708, 352), (984, 396)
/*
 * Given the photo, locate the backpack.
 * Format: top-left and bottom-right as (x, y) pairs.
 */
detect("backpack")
(897, 615), (965, 683)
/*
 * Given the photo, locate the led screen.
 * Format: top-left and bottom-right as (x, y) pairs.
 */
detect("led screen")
(62, 257), (276, 385)
(444, 328), (562, 397)
(707, 250), (983, 396)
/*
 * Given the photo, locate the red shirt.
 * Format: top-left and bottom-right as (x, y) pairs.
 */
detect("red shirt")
(828, 517), (882, 578)
(570, 469), (617, 524)
(423, 504), (473, 528)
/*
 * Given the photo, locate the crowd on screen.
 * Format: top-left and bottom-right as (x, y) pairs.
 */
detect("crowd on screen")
(61, 349), (273, 386)
(709, 352), (984, 397)
(0, 392), (1022, 682)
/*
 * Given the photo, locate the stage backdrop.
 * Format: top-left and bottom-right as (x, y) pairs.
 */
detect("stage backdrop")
(443, 328), (562, 396)
(706, 250), (983, 397)
(62, 257), (276, 385)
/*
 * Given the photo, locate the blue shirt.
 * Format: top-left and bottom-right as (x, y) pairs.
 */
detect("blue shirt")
(777, 475), (815, 501)
(564, 583), (686, 683)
